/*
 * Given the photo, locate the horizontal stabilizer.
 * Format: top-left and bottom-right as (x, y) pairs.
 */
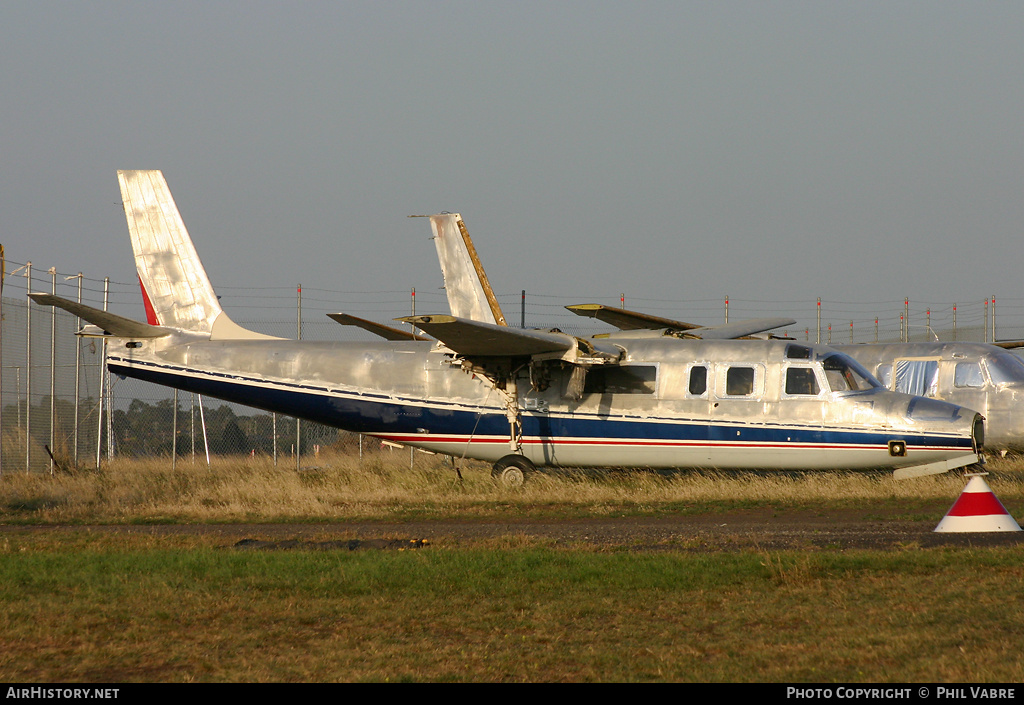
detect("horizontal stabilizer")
(397, 315), (574, 357)
(327, 313), (430, 341)
(29, 293), (172, 338)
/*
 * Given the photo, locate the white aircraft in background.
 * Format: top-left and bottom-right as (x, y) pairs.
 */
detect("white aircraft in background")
(557, 301), (1024, 453)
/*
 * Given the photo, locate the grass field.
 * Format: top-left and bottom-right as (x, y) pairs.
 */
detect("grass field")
(3, 449), (1024, 523)
(1, 452), (1023, 682)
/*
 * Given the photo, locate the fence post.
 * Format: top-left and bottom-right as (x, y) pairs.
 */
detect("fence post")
(816, 298), (820, 344)
(96, 277), (108, 469)
(25, 262), (32, 473)
(70, 273), (82, 467)
(0, 245), (4, 476)
(172, 389), (177, 472)
(48, 268), (56, 474)
(992, 295), (996, 343)
(296, 284), (302, 471)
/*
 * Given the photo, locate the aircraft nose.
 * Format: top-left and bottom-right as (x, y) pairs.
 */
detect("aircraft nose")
(900, 396), (983, 450)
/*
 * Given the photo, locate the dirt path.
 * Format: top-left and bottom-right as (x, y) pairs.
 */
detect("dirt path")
(7, 509), (1024, 551)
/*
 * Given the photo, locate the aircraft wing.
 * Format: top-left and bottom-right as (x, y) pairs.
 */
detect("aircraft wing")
(993, 340), (1024, 350)
(565, 304), (701, 331)
(327, 313), (430, 341)
(687, 318), (796, 339)
(29, 293), (173, 338)
(565, 303), (793, 339)
(397, 315), (575, 357)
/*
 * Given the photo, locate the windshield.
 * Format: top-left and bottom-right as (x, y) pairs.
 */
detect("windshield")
(986, 353), (1024, 385)
(821, 354), (880, 393)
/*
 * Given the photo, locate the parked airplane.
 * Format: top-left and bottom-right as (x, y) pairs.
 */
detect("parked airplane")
(835, 343), (1024, 452)
(30, 173), (983, 485)
(395, 212), (981, 481)
(563, 303), (1024, 452)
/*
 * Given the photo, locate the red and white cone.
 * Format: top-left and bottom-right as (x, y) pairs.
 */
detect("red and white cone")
(934, 475), (1021, 533)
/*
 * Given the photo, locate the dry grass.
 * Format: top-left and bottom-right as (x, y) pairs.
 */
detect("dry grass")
(2, 447), (1023, 523)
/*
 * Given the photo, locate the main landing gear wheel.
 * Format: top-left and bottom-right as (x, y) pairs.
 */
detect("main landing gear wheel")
(491, 454), (536, 488)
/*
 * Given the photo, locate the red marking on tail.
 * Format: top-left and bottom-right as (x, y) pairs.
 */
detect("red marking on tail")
(139, 276), (160, 326)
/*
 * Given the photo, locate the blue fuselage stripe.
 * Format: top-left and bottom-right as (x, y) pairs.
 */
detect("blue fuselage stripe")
(109, 359), (973, 452)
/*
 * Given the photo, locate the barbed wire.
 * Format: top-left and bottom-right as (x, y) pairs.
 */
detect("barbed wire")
(3, 255), (1022, 344)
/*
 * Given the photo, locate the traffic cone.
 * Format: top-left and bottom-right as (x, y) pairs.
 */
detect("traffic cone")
(934, 475), (1022, 533)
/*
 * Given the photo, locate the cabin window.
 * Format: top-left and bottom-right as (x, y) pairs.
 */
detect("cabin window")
(954, 362), (985, 388)
(725, 366), (756, 396)
(688, 365), (708, 396)
(893, 359), (939, 397)
(583, 365), (657, 395)
(785, 367), (820, 396)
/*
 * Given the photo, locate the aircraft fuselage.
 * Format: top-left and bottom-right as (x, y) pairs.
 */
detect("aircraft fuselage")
(107, 335), (982, 476)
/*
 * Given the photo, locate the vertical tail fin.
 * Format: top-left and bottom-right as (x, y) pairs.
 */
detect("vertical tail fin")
(117, 170), (274, 340)
(422, 213), (506, 326)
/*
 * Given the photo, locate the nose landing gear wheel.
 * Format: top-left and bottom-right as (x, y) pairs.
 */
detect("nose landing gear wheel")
(491, 454), (536, 487)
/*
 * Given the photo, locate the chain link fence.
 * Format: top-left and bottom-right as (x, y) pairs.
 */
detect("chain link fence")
(4, 270), (1024, 473)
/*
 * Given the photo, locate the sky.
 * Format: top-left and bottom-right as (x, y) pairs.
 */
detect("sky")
(3, 1), (1024, 338)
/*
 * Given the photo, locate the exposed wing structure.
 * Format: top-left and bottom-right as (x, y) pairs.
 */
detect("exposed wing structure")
(566, 303), (794, 339)
(327, 312), (430, 341)
(565, 303), (701, 331)
(28, 293), (172, 338)
(397, 314), (575, 357)
(688, 318), (797, 339)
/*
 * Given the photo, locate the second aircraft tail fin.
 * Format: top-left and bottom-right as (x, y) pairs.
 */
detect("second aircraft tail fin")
(418, 213), (507, 327)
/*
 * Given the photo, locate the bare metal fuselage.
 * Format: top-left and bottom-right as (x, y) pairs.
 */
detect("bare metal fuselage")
(107, 333), (981, 474)
(838, 342), (1024, 451)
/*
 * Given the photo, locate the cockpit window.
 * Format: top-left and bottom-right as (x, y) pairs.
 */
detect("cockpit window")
(785, 344), (812, 360)
(822, 354), (878, 393)
(986, 353), (1024, 385)
(954, 362), (985, 388)
(875, 363), (893, 388)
